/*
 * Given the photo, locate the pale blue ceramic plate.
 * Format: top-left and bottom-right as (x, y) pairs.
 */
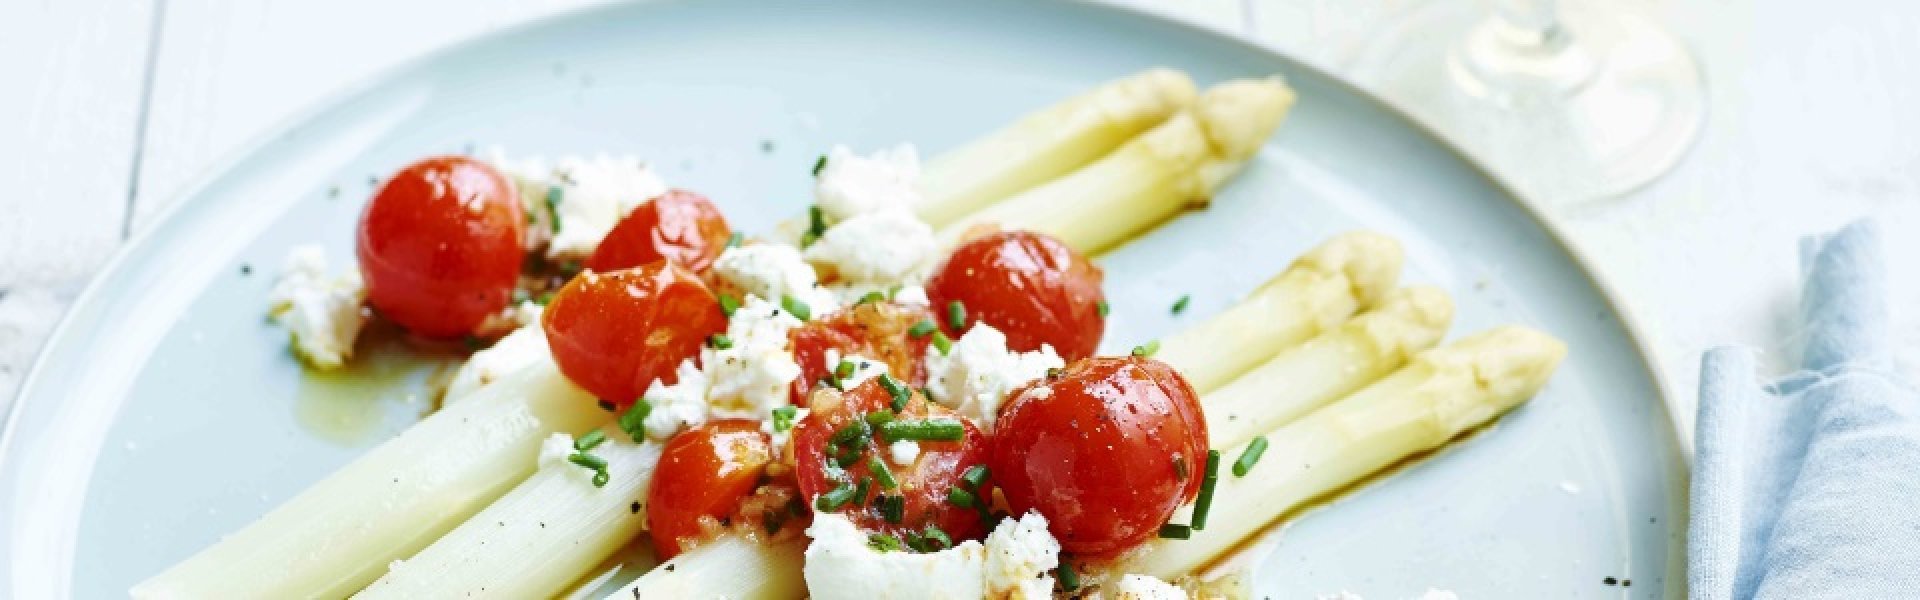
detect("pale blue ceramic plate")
(0, 1), (1686, 597)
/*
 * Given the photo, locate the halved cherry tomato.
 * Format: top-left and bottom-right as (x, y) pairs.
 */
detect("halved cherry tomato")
(356, 156), (525, 338)
(793, 381), (990, 543)
(646, 419), (774, 559)
(587, 189), (732, 274)
(542, 261), (725, 404)
(989, 356), (1207, 556)
(788, 301), (933, 407)
(926, 231), (1105, 361)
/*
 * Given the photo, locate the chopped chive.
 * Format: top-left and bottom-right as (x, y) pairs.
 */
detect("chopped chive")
(1046, 367), (1064, 380)
(853, 476), (872, 507)
(726, 232), (744, 248)
(834, 445), (864, 468)
(830, 419), (871, 446)
(708, 333), (734, 350)
(1058, 561), (1080, 591)
(920, 525), (952, 550)
(1158, 523), (1192, 539)
(782, 295), (812, 321)
(864, 410), (896, 428)
(878, 374), (911, 411)
(533, 290), (556, 306)
(718, 293), (741, 318)
(591, 470), (610, 487)
(881, 419), (964, 442)
(908, 319), (937, 337)
(807, 205), (827, 237)
(574, 429), (607, 452)
(1097, 300), (1110, 318)
(947, 487), (977, 508)
(946, 301), (967, 330)
(771, 406), (798, 432)
(618, 400), (652, 442)
(1234, 436), (1269, 477)
(544, 185), (563, 234)
(815, 483), (857, 512)
(961, 465), (990, 489)
(1193, 450), (1221, 530)
(1171, 294), (1191, 314)
(930, 331), (952, 355)
(869, 456), (899, 490)
(879, 495), (905, 523)
(857, 290), (886, 305)
(568, 452), (608, 471)
(1130, 339), (1160, 357)
(868, 533), (904, 552)
(799, 231), (818, 248)
(811, 154), (828, 177)
(835, 360), (856, 381)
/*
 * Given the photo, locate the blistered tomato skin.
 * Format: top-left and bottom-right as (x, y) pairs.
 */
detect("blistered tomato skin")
(927, 231), (1106, 361)
(647, 419), (774, 559)
(542, 261), (726, 405)
(989, 356), (1208, 556)
(356, 156), (525, 338)
(792, 381), (991, 542)
(787, 301), (933, 407)
(587, 189), (733, 274)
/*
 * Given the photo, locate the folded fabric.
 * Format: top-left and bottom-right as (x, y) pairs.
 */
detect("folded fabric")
(1690, 219), (1920, 598)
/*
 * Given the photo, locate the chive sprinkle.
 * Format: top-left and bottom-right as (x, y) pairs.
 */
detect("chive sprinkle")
(947, 487), (978, 508)
(782, 295), (812, 321)
(869, 456), (899, 490)
(908, 319), (937, 337)
(834, 444), (864, 468)
(1097, 300), (1110, 318)
(1171, 294), (1191, 314)
(718, 293), (741, 318)
(771, 406), (798, 432)
(879, 495), (905, 523)
(930, 331), (953, 355)
(618, 400), (653, 442)
(811, 154), (828, 176)
(708, 334), (734, 350)
(920, 525), (952, 550)
(726, 232), (744, 248)
(1234, 436), (1269, 477)
(857, 290), (886, 305)
(853, 476), (873, 507)
(961, 465), (990, 489)
(868, 534), (904, 553)
(878, 374), (911, 411)
(1193, 450), (1221, 530)
(568, 452), (608, 471)
(815, 483), (857, 512)
(947, 301), (967, 330)
(1130, 339), (1160, 357)
(864, 410), (896, 428)
(1158, 523), (1192, 539)
(1058, 561), (1080, 591)
(834, 360), (856, 381)
(574, 430), (607, 452)
(808, 205), (827, 236)
(591, 471), (609, 487)
(543, 185), (563, 234)
(881, 419), (964, 442)
(830, 419), (871, 446)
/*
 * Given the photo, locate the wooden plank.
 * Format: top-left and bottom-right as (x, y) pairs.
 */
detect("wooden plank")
(0, 0), (159, 406)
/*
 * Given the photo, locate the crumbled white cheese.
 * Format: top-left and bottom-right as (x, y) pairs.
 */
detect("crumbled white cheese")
(639, 359), (710, 441)
(802, 512), (1066, 600)
(1104, 574), (1187, 600)
(826, 282), (933, 308)
(705, 295), (805, 419)
(486, 150), (668, 261)
(813, 144), (922, 222)
(923, 324), (1063, 432)
(471, 300), (545, 338)
(804, 210), (937, 285)
(267, 245), (369, 370)
(444, 323), (551, 402)
(483, 149), (560, 251)
(824, 350), (888, 390)
(712, 244), (839, 317)
(764, 407), (810, 459)
(537, 432), (577, 467)
(887, 440), (921, 466)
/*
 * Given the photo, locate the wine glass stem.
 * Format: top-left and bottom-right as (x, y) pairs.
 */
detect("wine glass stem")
(1453, 0), (1594, 97)
(1494, 0), (1559, 41)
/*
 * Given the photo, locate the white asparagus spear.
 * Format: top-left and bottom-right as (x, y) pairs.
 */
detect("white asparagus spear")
(130, 361), (604, 599)
(939, 76), (1297, 255)
(1112, 326), (1567, 579)
(603, 289), (1449, 600)
(1202, 286), (1453, 448)
(916, 68), (1197, 227)
(1157, 231), (1403, 394)
(620, 535), (806, 600)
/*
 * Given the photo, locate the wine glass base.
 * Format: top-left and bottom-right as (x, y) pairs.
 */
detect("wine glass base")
(1347, 1), (1705, 204)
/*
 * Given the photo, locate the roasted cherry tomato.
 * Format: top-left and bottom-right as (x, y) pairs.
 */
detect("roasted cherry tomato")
(793, 381), (990, 543)
(926, 231), (1105, 361)
(788, 301), (932, 407)
(647, 419), (774, 559)
(356, 156), (525, 338)
(989, 356), (1207, 556)
(542, 261), (726, 404)
(587, 189), (733, 274)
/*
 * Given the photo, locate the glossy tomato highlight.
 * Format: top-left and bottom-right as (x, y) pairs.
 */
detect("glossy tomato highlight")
(586, 189), (732, 274)
(927, 231), (1105, 361)
(356, 156), (524, 338)
(542, 262), (725, 404)
(646, 420), (774, 559)
(989, 356), (1207, 556)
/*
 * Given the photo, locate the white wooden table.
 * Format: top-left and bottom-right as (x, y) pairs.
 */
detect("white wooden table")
(7, 0), (1920, 453)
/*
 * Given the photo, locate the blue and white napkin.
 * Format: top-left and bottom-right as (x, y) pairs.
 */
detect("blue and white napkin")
(1690, 219), (1920, 598)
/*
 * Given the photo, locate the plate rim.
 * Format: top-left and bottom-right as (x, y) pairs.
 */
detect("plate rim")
(1, 0), (1692, 589)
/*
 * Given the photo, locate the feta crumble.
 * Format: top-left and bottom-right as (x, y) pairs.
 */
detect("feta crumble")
(814, 144), (922, 222)
(486, 150), (668, 261)
(804, 210), (938, 285)
(638, 359), (710, 441)
(1101, 574), (1187, 600)
(705, 295), (805, 419)
(823, 349), (888, 389)
(444, 323), (551, 402)
(983, 512), (1061, 599)
(923, 324), (1063, 432)
(267, 245), (369, 370)
(887, 440), (921, 466)
(802, 511), (1063, 600)
(536, 432), (577, 467)
(712, 244), (839, 317)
